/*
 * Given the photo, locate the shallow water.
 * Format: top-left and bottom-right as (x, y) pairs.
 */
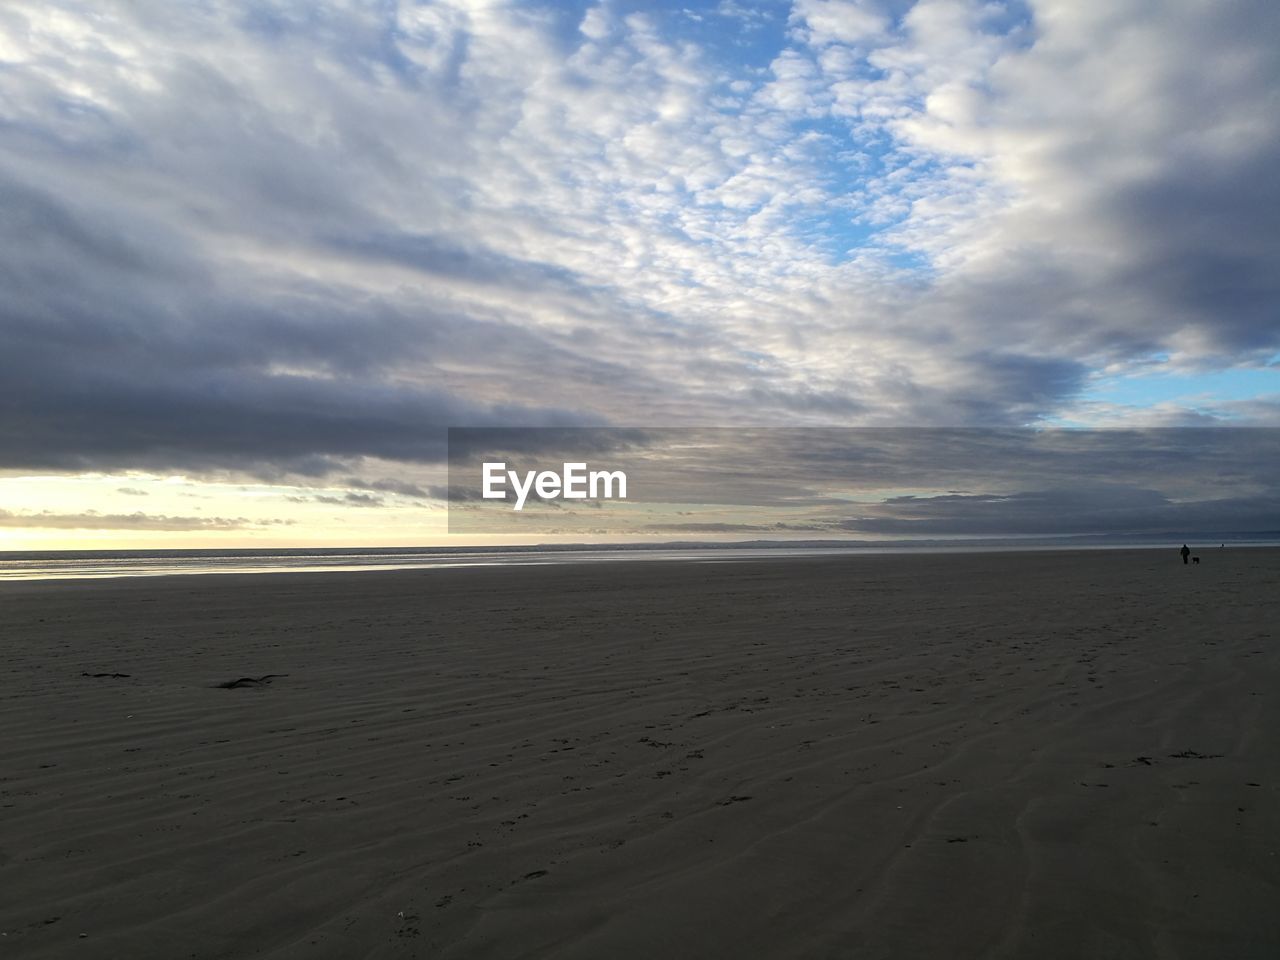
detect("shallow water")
(1, 541), (1272, 581)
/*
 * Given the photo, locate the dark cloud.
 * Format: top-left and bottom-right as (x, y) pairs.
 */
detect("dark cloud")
(286, 493), (386, 507)
(0, 179), (596, 475)
(0, 510), (292, 531)
(642, 522), (774, 533)
(325, 232), (586, 294)
(838, 486), (1280, 538)
(447, 427), (1280, 537)
(0, 348), (586, 475)
(343, 477), (431, 499)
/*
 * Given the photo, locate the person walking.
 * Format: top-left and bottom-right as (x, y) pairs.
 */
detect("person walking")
(1180, 543), (1191, 565)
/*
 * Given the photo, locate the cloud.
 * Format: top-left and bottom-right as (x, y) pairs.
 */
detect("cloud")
(343, 477), (431, 499)
(813, 0), (1280, 370)
(0, 509), (292, 531)
(300, 492), (386, 508)
(839, 485), (1280, 537)
(642, 522), (775, 533)
(0, 0), (1276, 490)
(445, 426), (1280, 537)
(791, 0), (887, 46)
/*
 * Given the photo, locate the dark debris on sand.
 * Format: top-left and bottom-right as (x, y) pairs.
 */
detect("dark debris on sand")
(215, 674), (288, 689)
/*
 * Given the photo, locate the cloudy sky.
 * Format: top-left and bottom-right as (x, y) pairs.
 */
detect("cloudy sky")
(445, 427), (1280, 539)
(1, 0), (1277, 547)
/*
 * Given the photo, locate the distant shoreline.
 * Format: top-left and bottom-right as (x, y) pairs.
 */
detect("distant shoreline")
(2, 540), (1276, 583)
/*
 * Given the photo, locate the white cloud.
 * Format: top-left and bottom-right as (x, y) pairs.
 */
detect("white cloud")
(792, 0), (887, 46)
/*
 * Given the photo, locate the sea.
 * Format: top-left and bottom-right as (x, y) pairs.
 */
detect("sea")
(0, 539), (1274, 581)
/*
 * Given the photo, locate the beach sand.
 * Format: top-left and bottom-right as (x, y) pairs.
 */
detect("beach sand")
(1, 549), (1277, 958)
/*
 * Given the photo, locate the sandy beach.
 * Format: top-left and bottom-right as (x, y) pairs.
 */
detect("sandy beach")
(1, 549), (1277, 959)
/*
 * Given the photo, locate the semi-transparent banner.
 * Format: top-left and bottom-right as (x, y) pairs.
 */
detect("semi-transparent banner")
(446, 427), (1280, 540)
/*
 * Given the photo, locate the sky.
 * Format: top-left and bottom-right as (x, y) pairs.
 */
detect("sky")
(0, 0), (1277, 548)
(444, 427), (1280, 539)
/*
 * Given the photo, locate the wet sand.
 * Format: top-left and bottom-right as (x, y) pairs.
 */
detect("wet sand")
(1, 549), (1278, 958)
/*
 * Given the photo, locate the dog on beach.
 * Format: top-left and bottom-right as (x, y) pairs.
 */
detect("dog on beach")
(1192, 556), (1200, 564)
